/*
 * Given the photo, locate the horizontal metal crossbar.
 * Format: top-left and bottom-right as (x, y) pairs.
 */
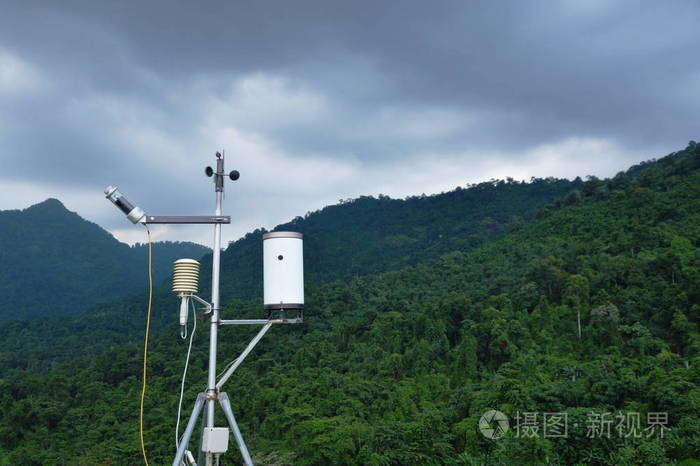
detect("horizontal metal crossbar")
(219, 318), (303, 325)
(143, 215), (231, 224)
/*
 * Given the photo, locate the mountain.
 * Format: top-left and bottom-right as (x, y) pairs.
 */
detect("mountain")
(2, 142), (699, 464)
(213, 177), (581, 301)
(0, 199), (209, 320)
(0, 177), (580, 376)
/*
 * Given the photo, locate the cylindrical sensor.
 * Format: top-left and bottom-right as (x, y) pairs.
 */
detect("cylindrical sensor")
(104, 186), (146, 224)
(263, 231), (304, 310)
(173, 258), (200, 294)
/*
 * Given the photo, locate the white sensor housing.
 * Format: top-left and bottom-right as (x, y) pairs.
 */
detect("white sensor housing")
(263, 232), (304, 310)
(173, 259), (200, 327)
(173, 259), (200, 294)
(104, 185), (146, 224)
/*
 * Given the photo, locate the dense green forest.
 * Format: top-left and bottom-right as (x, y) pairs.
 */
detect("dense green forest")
(0, 177), (576, 376)
(213, 176), (579, 301)
(0, 198), (209, 320)
(1, 142), (700, 464)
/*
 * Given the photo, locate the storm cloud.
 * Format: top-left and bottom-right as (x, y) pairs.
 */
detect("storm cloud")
(1, 0), (698, 245)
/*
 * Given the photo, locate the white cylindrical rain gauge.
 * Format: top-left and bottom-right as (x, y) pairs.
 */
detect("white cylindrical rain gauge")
(263, 232), (304, 310)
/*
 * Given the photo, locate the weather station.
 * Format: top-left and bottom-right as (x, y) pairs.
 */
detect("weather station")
(105, 152), (303, 466)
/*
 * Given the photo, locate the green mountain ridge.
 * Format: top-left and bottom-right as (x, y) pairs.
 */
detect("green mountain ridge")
(0, 176), (578, 376)
(2, 142), (700, 464)
(212, 176), (581, 301)
(0, 198), (209, 320)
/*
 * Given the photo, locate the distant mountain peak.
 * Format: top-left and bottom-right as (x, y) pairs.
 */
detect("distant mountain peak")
(25, 198), (68, 212)
(0, 196), (212, 321)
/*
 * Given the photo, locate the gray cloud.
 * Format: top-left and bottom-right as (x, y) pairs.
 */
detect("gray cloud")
(0, 0), (698, 246)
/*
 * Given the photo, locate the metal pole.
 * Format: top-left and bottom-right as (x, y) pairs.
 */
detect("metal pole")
(216, 322), (273, 390)
(219, 318), (302, 325)
(206, 156), (225, 465)
(220, 319), (275, 325)
(172, 393), (206, 466)
(219, 393), (254, 466)
(197, 408), (207, 466)
(208, 192), (222, 422)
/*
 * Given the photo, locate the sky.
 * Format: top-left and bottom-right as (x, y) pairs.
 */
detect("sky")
(1, 0), (698, 247)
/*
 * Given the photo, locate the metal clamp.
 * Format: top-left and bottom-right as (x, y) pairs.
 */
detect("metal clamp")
(204, 388), (220, 401)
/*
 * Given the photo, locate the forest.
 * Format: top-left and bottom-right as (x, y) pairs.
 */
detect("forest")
(0, 142), (699, 464)
(0, 175), (575, 376)
(0, 198), (209, 320)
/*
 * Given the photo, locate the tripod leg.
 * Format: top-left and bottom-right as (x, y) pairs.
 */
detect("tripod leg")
(173, 393), (206, 466)
(197, 409), (206, 466)
(218, 392), (254, 466)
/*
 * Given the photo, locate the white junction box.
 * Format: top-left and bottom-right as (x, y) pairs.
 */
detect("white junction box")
(201, 427), (229, 454)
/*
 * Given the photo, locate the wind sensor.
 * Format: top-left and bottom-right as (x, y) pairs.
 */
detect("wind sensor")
(105, 152), (303, 466)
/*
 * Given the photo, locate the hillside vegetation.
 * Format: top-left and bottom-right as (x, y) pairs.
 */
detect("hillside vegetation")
(0, 177), (576, 376)
(0, 199), (209, 320)
(1, 142), (700, 464)
(213, 177), (579, 301)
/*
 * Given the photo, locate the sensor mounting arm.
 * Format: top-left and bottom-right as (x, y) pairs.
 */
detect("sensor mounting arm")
(143, 215), (231, 224)
(189, 294), (213, 313)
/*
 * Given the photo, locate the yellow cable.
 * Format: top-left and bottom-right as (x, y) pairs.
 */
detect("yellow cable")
(140, 225), (152, 466)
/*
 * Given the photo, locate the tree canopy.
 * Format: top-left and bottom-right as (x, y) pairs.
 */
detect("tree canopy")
(1, 142), (699, 464)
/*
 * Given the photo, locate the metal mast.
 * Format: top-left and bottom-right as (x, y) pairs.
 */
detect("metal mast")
(207, 155), (224, 434)
(106, 152), (302, 466)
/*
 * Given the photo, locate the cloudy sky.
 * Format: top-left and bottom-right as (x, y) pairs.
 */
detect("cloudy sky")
(1, 0), (698, 246)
